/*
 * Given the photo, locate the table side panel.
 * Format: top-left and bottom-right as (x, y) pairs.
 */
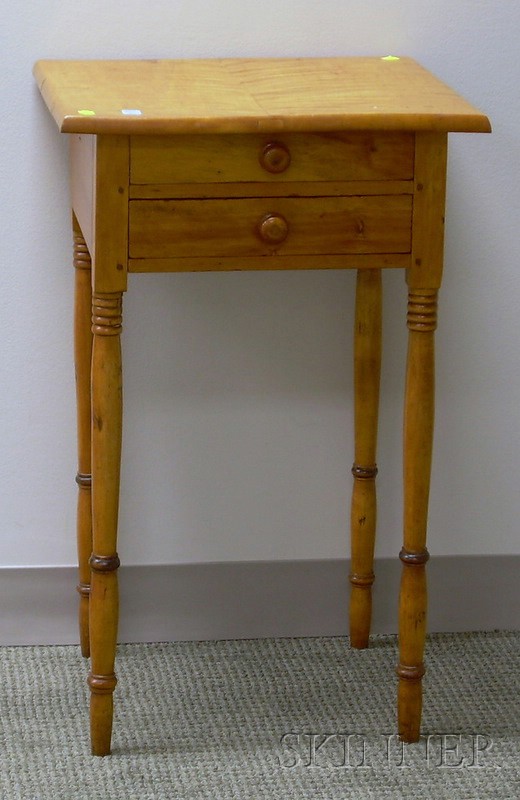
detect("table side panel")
(70, 134), (96, 255)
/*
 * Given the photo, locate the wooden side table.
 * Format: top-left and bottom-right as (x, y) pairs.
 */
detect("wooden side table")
(33, 57), (490, 756)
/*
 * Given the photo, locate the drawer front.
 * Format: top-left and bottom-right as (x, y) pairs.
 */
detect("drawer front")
(129, 196), (412, 259)
(130, 132), (414, 184)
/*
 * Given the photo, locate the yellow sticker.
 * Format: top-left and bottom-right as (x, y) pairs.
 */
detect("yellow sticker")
(381, 55), (400, 61)
(78, 109), (96, 116)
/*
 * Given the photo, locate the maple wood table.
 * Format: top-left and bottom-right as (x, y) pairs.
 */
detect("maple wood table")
(33, 57), (490, 756)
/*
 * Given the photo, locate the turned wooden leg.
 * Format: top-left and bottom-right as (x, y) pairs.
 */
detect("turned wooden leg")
(89, 291), (123, 756)
(73, 216), (93, 658)
(349, 269), (382, 648)
(397, 288), (437, 742)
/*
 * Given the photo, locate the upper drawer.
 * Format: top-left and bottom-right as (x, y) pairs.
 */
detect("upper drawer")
(130, 132), (414, 184)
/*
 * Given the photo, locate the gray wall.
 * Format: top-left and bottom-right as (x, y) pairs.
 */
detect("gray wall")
(1, 2), (518, 641)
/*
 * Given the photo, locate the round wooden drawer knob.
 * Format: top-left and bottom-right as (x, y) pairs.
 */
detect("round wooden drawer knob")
(259, 142), (291, 174)
(258, 213), (289, 244)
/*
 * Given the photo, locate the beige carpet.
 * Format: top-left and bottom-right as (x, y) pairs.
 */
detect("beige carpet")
(1, 631), (519, 798)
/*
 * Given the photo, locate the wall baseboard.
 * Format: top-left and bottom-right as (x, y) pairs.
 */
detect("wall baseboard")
(1, 556), (518, 646)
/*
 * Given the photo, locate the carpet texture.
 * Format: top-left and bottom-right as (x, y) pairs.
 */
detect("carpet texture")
(1, 631), (519, 799)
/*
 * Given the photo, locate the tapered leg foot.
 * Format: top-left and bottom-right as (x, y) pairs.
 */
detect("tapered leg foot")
(77, 576), (91, 658)
(397, 549), (428, 742)
(349, 472), (377, 648)
(397, 668), (424, 742)
(89, 671), (117, 756)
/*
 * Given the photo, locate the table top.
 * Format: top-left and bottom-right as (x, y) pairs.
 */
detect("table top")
(33, 57), (490, 136)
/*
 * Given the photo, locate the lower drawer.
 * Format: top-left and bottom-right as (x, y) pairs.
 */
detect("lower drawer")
(129, 196), (412, 259)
